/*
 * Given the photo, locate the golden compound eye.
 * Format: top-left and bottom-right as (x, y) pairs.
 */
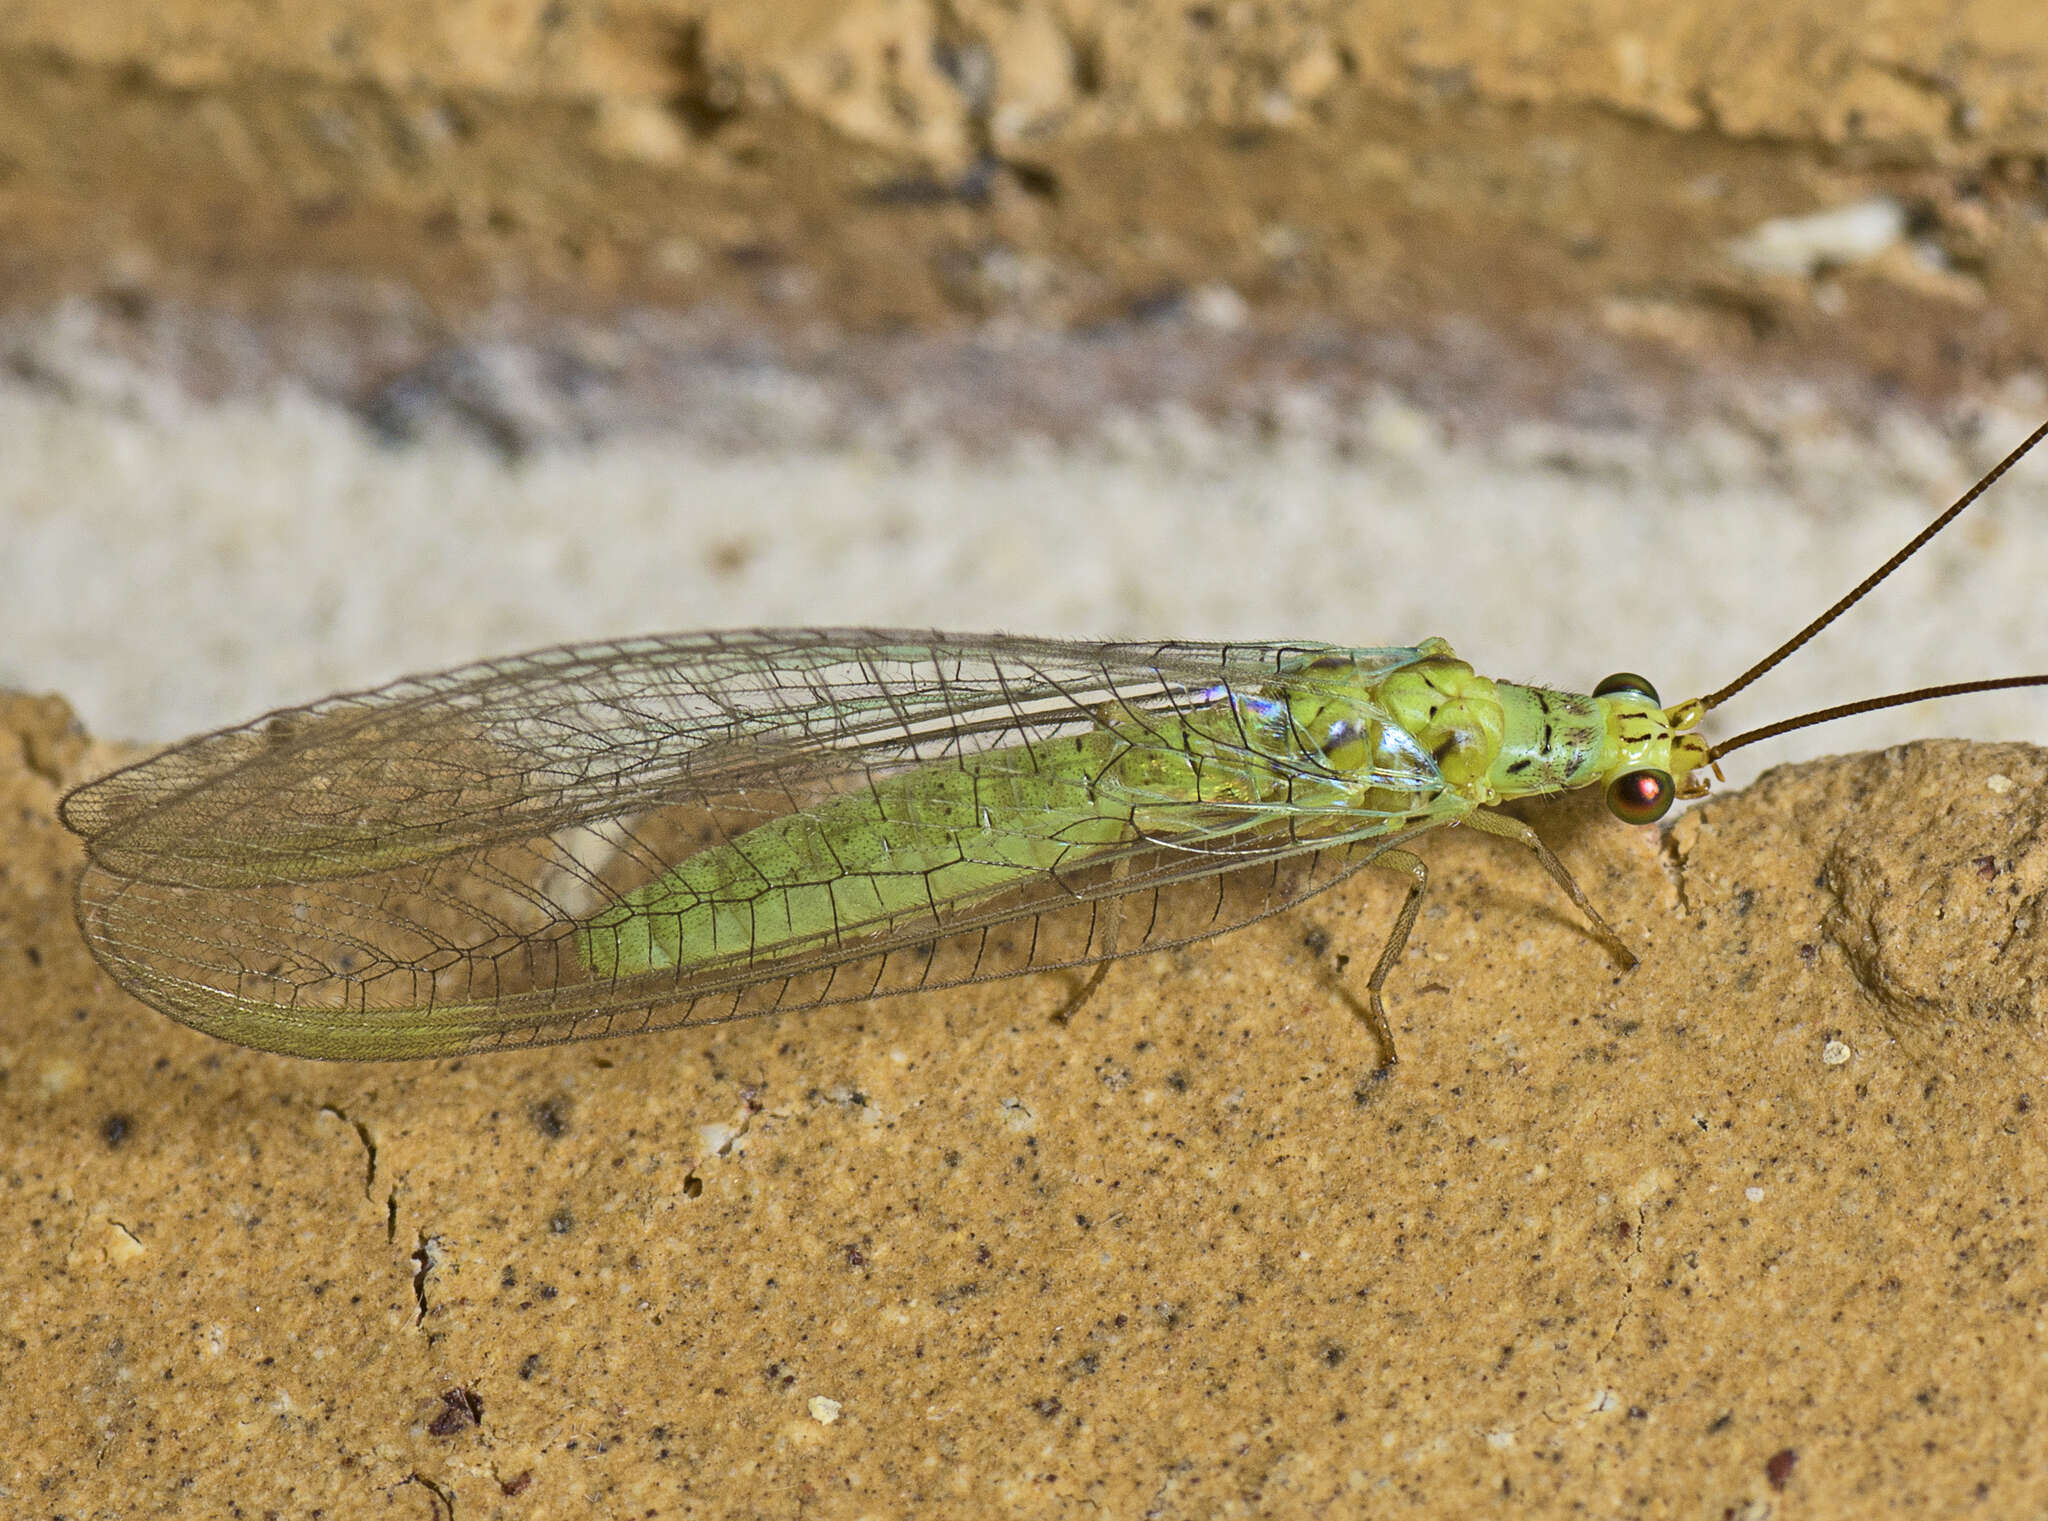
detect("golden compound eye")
(1593, 671), (1660, 706)
(1606, 769), (1674, 825)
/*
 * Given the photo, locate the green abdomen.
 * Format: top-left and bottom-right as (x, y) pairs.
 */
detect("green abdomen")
(577, 727), (1187, 979)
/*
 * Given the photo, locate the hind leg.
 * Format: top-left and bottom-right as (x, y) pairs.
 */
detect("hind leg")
(1352, 847), (1431, 1075)
(1049, 854), (1130, 1025)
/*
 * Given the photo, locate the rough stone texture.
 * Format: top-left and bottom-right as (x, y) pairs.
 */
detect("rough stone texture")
(8, 5), (2048, 1514)
(8, 693), (2047, 1516)
(4, 2), (2048, 431)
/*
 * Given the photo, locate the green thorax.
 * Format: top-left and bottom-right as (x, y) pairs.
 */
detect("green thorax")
(1332, 640), (1710, 806)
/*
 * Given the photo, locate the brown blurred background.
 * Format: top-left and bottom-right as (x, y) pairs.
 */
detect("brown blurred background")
(7, 1), (2048, 428)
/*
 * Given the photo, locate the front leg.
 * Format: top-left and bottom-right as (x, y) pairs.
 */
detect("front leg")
(1462, 808), (1638, 971)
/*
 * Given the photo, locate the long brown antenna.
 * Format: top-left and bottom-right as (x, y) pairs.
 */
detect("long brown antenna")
(1708, 675), (2048, 761)
(1694, 416), (2048, 714)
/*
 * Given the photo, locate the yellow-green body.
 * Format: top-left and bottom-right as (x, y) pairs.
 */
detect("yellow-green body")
(578, 639), (1709, 981)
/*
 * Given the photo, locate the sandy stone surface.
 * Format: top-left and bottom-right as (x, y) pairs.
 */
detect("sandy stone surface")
(7, 689), (2045, 1517)
(7, 3), (2048, 1514)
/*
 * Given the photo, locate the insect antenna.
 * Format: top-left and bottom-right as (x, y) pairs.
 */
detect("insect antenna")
(1707, 673), (2048, 762)
(1691, 415), (2048, 718)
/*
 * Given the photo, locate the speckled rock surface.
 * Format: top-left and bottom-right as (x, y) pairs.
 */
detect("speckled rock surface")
(7, 691), (2045, 1516)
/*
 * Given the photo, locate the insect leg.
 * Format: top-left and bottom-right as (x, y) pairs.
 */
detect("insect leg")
(1463, 810), (1638, 971)
(1051, 957), (1112, 1026)
(1356, 847), (1429, 1074)
(1049, 853), (1129, 1025)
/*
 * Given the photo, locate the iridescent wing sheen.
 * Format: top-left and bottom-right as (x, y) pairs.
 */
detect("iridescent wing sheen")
(62, 630), (1465, 1059)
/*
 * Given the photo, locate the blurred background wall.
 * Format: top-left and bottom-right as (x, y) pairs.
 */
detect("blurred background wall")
(6, 0), (2048, 777)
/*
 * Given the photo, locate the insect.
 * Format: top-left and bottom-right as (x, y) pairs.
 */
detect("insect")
(60, 420), (2048, 1064)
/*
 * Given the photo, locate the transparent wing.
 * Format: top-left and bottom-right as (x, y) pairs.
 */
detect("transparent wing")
(63, 630), (1463, 1059)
